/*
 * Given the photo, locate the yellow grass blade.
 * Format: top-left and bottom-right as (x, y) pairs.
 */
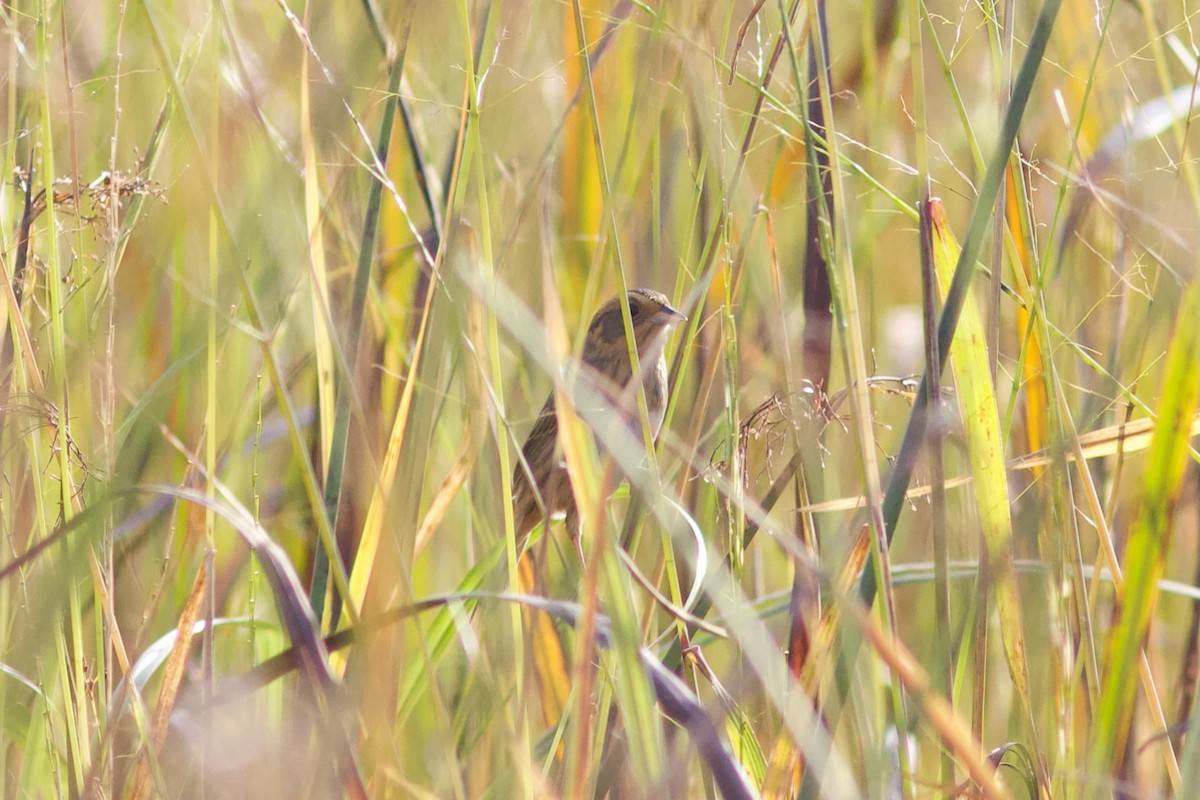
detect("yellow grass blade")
(928, 199), (1035, 744)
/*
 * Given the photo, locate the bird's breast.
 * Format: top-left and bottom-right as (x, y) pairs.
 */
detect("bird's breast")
(644, 357), (669, 441)
(647, 403), (666, 441)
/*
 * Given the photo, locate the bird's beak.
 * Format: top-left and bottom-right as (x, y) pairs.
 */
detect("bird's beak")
(652, 304), (687, 327)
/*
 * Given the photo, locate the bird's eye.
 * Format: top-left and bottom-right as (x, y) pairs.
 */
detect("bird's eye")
(629, 304), (641, 319)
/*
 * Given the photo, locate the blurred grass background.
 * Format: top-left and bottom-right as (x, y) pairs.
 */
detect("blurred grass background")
(2, 0), (1200, 797)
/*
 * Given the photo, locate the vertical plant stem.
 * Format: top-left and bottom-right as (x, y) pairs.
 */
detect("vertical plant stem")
(310, 50), (406, 624)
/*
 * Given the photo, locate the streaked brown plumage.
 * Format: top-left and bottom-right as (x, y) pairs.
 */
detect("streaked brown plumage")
(511, 288), (685, 548)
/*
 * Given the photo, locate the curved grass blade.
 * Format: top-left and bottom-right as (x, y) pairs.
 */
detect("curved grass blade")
(503, 593), (758, 800)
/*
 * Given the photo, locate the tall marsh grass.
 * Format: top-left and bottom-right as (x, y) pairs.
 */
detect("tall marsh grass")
(2, 1), (1199, 797)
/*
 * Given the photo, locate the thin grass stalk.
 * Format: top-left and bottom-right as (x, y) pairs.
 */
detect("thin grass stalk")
(918, 194), (953, 781)
(906, 0), (952, 790)
(35, 15), (90, 792)
(571, 37), (696, 777)
(838, 595), (1008, 800)
(418, 3), (544, 781)
(1037, 0), (1115, 275)
(1003, 153), (1074, 786)
(1085, 282), (1199, 788)
(337, 5), (481, 777)
(791, 0), (915, 791)
(339, 35), (442, 654)
(564, 0), (669, 788)
(299, 3), (336, 495)
(447, 0), (539, 790)
(136, 0), (356, 627)
(1133, 6), (1200, 218)
(124, 567), (206, 800)
(311, 47), (406, 625)
(778, 12), (834, 770)
(864, 0), (1063, 606)
(1177, 469), (1200, 752)
(97, 4), (135, 793)
(1181, 484), (1200, 785)
(645, 1), (825, 754)
(201, 14), (223, 791)
(797, 28), (832, 392)
(55, 15), (113, 787)
(1033, 272), (1183, 786)
(929, 198), (1044, 789)
(983, 1), (1015, 382)
(645, 77), (698, 673)
(90, 554), (170, 799)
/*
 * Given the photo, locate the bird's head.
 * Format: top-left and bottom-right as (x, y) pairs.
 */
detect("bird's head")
(585, 288), (686, 359)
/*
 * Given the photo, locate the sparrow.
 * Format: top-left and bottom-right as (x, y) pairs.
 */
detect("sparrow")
(511, 288), (686, 548)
